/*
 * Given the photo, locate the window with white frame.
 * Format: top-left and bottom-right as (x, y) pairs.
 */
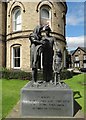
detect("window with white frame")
(75, 63), (80, 68)
(12, 46), (20, 69)
(13, 8), (21, 31)
(75, 56), (79, 61)
(40, 6), (51, 27)
(84, 63), (86, 68)
(84, 54), (86, 60)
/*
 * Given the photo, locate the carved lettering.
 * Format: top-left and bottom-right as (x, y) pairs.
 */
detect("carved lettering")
(22, 95), (71, 111)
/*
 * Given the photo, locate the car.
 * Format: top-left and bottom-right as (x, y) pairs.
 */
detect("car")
(80, 68), (86, 72)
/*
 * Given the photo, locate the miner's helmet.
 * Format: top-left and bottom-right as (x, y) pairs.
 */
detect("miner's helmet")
(44, 25), (51, 32)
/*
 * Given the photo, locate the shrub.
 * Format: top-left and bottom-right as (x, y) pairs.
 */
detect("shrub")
(0, 67), (10, 79)
(37, 69), (74, 81)
(0, 68), (73, 81)
(0, 68), (32, 80)
(60, 69), (74, 80)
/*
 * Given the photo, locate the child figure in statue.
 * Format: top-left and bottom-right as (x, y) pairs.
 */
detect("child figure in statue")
(54, 49), (62, 85)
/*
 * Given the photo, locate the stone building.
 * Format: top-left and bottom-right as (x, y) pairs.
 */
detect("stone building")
(0, 0), (67, 71)
(0, 2), (6, 68)
(71, 47), (86, 68)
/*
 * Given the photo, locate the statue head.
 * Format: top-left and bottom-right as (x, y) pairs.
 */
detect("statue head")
(44, 25), (51, 36)
(33, 25), (43, 36)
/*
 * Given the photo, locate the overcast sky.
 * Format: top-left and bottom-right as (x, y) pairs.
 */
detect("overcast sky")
(66, 2), (85, 51)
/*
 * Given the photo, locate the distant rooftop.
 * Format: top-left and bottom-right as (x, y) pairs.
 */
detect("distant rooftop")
(80, 47), (86, 53)
(69, 50), (75, 55)
(69, 47), (86, 55)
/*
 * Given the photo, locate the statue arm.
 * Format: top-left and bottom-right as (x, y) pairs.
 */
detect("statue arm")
(34, 40), (43, 45)
(41, 37), (48, 45)
(54, 41), (58, 51)
(29, 34), (43, 45)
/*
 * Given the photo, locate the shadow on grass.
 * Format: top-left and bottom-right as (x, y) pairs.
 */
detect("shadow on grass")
(74, 100), (82, 116)
(73, 91), (82, 99)
(73, 91), (82, 116)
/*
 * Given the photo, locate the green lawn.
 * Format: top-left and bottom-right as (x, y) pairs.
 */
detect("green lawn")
(65, 73), (86, 113)
(0, 80), (2, 120)
(0, 73), (86, 119)
(2, 79), (28, 119)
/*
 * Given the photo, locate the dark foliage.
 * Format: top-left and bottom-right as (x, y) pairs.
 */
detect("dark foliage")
(0, 68), (32, 80)
(60, 69), (74, 80)
(0, 68), (73, 80)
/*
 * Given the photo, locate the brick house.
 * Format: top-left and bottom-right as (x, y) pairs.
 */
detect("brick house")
(0, 0), (67, 71)
(71, 47), (86, 68)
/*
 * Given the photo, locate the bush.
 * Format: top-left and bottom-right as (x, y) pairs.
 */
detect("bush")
(0, 68), (43, 80)
(0, 68), (73, 81)
(38, 69), (74, 81)
(0, 68), (32, 80)
(60, 69), (74, 80)
(0, 67), (9, 79)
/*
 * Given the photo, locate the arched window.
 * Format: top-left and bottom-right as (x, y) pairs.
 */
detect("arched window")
(40, 6), (51, 27)
(41, 8), (49, 18)
(12, 8), (21, 31)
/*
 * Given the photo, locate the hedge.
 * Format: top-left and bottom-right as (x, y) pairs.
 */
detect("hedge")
(0, 68), (32, 80)
(0, 68), (74, 81)
(60, 69), (74, 80)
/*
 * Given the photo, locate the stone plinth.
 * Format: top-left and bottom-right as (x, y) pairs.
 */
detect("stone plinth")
(20, 81), (74, 117)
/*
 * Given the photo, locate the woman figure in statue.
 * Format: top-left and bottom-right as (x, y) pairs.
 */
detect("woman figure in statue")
(42, 25), (54, 82)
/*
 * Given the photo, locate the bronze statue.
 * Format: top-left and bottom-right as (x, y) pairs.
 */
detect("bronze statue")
(54, 49), (62, 85)
(42, 25), (54, 82)
(29, 25), (43, 82)
(29, 25), (63, 85)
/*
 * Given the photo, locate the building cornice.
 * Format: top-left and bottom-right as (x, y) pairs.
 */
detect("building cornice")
(7, 30), (33, 36)
(6, 30), (66, 44)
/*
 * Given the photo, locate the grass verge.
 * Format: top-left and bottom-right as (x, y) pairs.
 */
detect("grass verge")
(65, 73), (86, 113)
(0, 80), (2, 120)
(2, 79), (28, 119)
